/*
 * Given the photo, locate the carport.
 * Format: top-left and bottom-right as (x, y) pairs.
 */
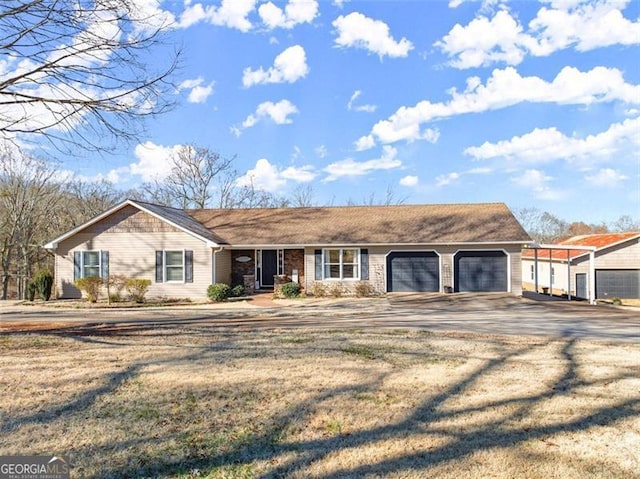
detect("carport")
(527, 243), (597, 304)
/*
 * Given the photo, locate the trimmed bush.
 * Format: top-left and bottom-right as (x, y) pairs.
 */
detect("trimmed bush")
(108, 274), (128, 302)
(329, 283), (344, 298)
(75, 277), (103, 303)
(310, 282), (327, 297)
(354, 281), (375, 298)
(280, 282), (301, 298)
(32, 269), (54, 301)
(207, 283), (231, 302)
(231, 284), (245, 297)
(126, 279), (151, 303)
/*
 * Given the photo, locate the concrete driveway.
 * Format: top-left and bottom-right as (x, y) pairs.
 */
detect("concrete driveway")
(1, 293), (639, 342)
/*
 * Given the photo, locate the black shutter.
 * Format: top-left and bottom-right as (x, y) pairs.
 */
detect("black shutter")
(101, 251), (109, 281)
(155, 251), (163, 283)
(185, 250), (193, 283)
(73, 251), (81, 281)
(360, 249), (369, 280)
(314, 250), (322, 280)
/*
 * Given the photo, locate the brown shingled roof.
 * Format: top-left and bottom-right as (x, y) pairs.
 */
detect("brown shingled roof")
(186, 202), (531, 246)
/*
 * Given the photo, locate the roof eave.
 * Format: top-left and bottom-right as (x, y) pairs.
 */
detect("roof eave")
(227, 240), (534, 249)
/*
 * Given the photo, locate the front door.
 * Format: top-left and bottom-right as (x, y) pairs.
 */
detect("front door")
(575, 273), (587, 299)
(260, 250), (278, 288)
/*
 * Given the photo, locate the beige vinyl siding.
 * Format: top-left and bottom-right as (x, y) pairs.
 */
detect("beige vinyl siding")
(521, 258), (568, 295)
(575, 238), (640, 269)
(55, 231), (212, 300)
(214, 249), (232, 285)
(570, 239), (640, 295)
(304, 244), (523, 295)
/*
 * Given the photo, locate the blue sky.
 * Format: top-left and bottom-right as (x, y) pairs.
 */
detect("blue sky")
(44, 1), (640, 222)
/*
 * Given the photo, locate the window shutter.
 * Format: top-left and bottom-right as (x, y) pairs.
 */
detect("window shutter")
(360, 249), (369, 280)
(101, 251), (109, 281)
(185, 250), (193, 283)
(155, 251), (163, 283)
(314, 250), (322, 281)
(73, 252), (81, 281)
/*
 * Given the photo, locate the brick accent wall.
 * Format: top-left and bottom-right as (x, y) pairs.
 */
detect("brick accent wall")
(284, 249), (305, 287)
(231, 250), (255, 287)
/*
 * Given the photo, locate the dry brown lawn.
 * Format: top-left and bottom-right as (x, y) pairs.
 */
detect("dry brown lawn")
(0, 324), (639, 478)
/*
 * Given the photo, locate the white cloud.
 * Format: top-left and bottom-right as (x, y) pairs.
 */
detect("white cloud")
(235, 99), (299, 135)
(333, 12), (414, 58)
(362, 66), (640, 149)
(448, 0), (504, 8)
(258, 0), (318, 30)
(281, 165), (317, 183)
(465, 116), (640, 163)
(315, 145), (328, 158)
(433, 167), (493, 188)
(347, 90), (377, 113)
(435, 10), (527, 69)
(236, 158), (316, 192)
(437, 1), (640, 69)
(242, 45), (309, 87)
(436, 172), (460, 187)
(511, 169), (562, 200)
(354, 135), (376, 151)
(323, 145), (402, 182)
(399, 175), (419, 187)
(178, 77), (215, 104)
(176, 0), (256, 31)
(129, 141), (182, 181)
(585, 168), (628, 187)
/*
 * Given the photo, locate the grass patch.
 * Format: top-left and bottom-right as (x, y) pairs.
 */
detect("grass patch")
(278, 334), (314, 344)
(340, 343), (378, 360)
(1, 328), (638, 478)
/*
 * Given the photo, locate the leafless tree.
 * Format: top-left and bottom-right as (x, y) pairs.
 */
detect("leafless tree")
(0, 147), (61, 298)
(141, 145), (235, 209)
(347, 184), (407, 206)
(57, 178), (124, 228)
(289, 185), (316, 207)
(0, 0), (179, 154)
(229, 176), (289, 209)
(610, 215), (640, 232)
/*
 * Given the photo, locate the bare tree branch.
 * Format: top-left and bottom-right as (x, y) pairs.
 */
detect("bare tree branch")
(0, 0), (180, 155)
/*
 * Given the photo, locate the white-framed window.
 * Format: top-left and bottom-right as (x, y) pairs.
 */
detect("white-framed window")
(530, 265), (534, 280)
(323, 249), (359, 280)
(82, 251), (101, 278)
(164, 250), (185, 282)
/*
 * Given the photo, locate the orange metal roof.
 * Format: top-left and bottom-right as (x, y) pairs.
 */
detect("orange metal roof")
(522, 232), (640, 260)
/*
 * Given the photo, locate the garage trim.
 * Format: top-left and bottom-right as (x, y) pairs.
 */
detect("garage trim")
(453, 249), (511, 293)
(385, 250), (442, 293)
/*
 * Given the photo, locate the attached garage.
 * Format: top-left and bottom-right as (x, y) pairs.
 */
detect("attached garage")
(596, 270), (640, 299)
(387, 251), (440, 292)
(454, 251), (508, 292)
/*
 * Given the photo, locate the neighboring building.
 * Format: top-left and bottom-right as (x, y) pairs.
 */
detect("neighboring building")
(522, 232), (640, 300)
(44, 200), (532, 300)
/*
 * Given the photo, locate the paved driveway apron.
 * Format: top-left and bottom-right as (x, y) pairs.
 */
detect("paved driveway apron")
(1, 294), (639, 342)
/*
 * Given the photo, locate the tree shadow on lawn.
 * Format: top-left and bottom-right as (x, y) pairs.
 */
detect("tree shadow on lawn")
(81, 337), (640, 478)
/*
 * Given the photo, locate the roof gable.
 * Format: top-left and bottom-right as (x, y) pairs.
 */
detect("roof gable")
(44, 200), (222, 249)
